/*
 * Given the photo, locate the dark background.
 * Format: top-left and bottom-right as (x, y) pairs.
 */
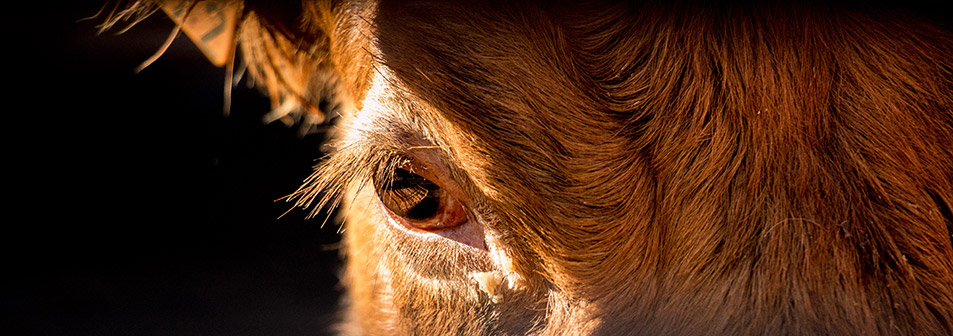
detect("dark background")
(3, 3), (344, 335)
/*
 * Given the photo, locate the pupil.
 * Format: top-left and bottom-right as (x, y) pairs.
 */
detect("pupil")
(382, 168), (442, 221)
(405, 187), (441, 220)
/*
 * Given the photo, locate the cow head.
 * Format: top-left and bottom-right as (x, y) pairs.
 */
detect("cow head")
(104, 1), (953, 334)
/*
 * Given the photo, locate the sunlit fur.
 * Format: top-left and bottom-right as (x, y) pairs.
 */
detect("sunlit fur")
(110, 1), (953, 334)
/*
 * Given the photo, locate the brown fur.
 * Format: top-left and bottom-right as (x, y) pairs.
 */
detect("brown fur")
(109, 1), (953, 334)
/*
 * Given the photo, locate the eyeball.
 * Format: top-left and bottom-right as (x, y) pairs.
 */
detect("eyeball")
(376, 166), (468, 231)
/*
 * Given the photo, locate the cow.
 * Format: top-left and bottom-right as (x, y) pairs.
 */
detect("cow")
(102, 0), (953, 335)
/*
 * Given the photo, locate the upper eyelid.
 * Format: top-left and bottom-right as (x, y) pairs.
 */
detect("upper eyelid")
(399, 146), (477, 208)
(349, 106), (477, 203)
(289, 98), (450, 217)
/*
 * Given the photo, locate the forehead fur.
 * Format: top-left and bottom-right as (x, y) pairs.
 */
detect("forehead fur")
(375, 0), (650, 288)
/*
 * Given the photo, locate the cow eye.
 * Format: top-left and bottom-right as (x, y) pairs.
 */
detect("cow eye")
(381, 167), (441, 220)
(376, 167), (467, 231)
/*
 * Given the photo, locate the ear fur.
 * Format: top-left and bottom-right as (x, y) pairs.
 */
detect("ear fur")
(100, 0), (374, 132)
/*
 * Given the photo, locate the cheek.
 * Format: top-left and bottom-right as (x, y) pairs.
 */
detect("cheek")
(340, 183), (498, 329)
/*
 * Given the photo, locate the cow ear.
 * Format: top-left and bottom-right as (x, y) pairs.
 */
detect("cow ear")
(160, 0), (241, 67)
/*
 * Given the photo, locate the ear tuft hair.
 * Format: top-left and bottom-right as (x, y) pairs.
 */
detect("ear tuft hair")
(98, 0), (346, 135)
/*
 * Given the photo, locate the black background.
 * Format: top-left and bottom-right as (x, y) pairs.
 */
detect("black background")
(4, 2), (344, 335)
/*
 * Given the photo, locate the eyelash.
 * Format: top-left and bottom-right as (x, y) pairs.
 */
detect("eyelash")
(286, 140), (407, 223)
(288, 138), (479, 246)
